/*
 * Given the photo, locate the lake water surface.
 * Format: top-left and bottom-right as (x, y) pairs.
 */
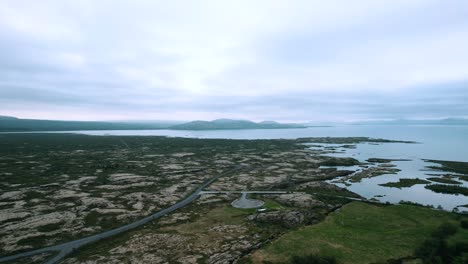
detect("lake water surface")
(70, 125), (468, 161)
(20, 125), (468, 210)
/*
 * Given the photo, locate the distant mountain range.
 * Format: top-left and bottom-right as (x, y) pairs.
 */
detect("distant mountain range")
(0, 116), (182, 132)
(0, 116), (305, 132)
(170, 119), (305, 130)
(3, 115), (465, 132)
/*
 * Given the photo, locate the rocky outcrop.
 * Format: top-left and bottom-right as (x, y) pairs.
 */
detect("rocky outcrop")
(297, 181), (344, 191)
(248, 210), (321, 228)
(275, 193), (325, 208)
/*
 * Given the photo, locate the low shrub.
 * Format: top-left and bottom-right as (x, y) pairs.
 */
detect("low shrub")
(460, 220), (468, 229)
(290, 254), (337, 264)
(431, 222), (458, 239)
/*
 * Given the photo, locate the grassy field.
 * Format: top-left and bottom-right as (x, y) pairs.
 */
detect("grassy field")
(249, 202), (468, 264)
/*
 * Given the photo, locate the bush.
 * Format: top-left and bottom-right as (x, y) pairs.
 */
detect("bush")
(460, 220), (468, 229)
(415, 222), (464, 264)
(452, 255), (468, 264)
(425, 184), (468, 196)
(290, 254), (337, 264)
(453, 242), (468, 256)
(415, 238), (446, 260)
(431, 222), (458, 239)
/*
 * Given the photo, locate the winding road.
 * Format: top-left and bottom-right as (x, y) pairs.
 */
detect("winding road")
(0, 165), (243, 264)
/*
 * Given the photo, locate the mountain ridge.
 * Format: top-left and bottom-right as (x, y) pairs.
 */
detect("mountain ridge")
(0, 117), (305, 132)
(169, 119), (304, 130)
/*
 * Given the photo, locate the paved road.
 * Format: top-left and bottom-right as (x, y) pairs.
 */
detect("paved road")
(0, 165), (242, 264)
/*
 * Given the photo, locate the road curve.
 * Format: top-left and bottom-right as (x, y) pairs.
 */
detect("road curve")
(0, 165), (242, 264)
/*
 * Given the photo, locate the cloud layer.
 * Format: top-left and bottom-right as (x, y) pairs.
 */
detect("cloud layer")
(1, 0), (468, 121)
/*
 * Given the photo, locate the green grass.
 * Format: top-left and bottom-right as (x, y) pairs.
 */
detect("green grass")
(263, 199), (287, 210)
(425, 184), (468, 196)
(367, 158), (411, 163)
(37, 222), (64, 232)
(427, 177), (462, 185)
(16, 235), (49, 248)
(69, 202), (283, 262)
(300, 185), (360, 207)
(319, 157), (360, 167)
(379, 178), (430, 188)
(23, 191), (46, 200)
(414, 222), (468, 263)
(448, 224), (468, 245)
(426, 159), (468, 175)
(250, 202), (467, 264)
(163, 206), (253, 235)
(458, 175), (468, 182)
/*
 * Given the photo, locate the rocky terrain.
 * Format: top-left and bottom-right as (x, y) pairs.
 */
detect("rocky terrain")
(0, 134), (407, 263)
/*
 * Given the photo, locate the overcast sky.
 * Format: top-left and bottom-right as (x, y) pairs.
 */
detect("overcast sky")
(1, 0), (467, 122)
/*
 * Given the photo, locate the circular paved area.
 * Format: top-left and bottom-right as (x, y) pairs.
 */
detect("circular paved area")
(231, 192), (265, 208)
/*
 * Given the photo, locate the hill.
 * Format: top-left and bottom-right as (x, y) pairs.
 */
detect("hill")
(0, 117), (179, 132)
(169, 119), (305, 130)
(0, 115), (19, 120)
(0, 117), (304, 132)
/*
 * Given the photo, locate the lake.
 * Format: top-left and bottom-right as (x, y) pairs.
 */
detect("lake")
(68, 125), (468, 161)
(10, 125), (468, 210)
